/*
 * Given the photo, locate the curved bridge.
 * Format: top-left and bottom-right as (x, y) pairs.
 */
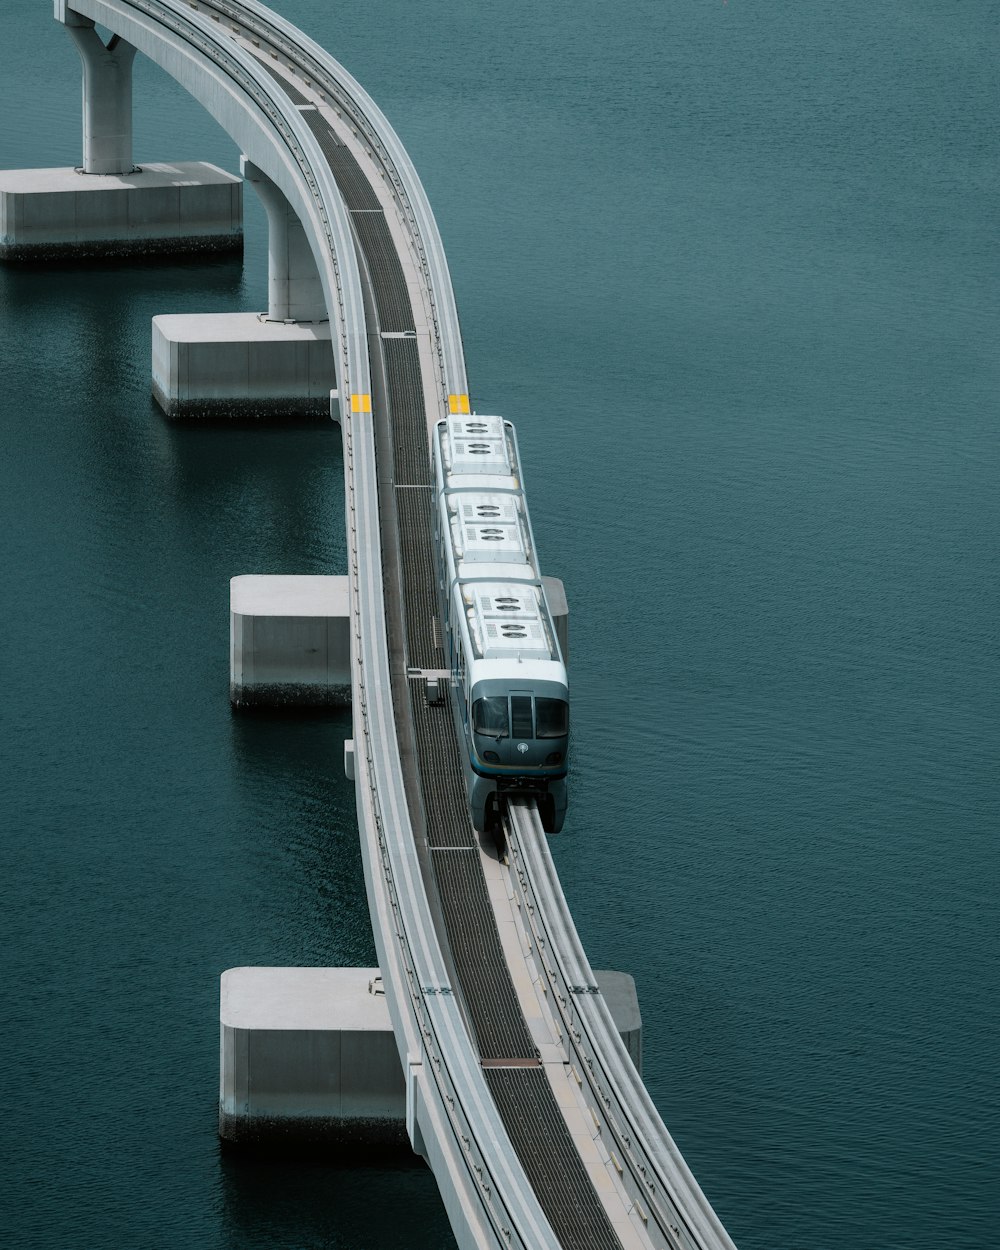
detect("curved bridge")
(55, 2), (741, 1246)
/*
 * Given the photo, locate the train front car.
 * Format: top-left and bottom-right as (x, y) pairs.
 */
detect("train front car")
(464, 584), (569, 832)
(433, 415), (569, 833)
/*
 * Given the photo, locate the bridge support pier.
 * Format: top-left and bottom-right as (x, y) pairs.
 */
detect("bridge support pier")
(64, 9), (137, 176)
(152, 313), (335, 419)
(230, 575), (351, 709)
(219, 967), (642, 1152)
(219, 967), (408, 1153)
(149, 158), (335, 419)
(0, 160), (243, 263)
(0, 8), (242, 262)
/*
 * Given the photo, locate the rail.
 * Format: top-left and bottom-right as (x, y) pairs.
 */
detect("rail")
(344, 408), (561, 1250)
(200, 0), (468, 400)
(53, 4), (740, 1247)
(507, 800), (738, 1250)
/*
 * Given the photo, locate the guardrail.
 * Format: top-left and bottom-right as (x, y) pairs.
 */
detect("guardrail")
(65, 0), (368, 399)
(58, 6), (739, 1247)
(344, 409), (562, 1250)
(506, 799), (739, 1250)
(201, 0), (468, 401)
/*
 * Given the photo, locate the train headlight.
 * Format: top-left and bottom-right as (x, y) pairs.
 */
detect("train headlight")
(545, 752), (563, 766)
(483, 750), (500, 763)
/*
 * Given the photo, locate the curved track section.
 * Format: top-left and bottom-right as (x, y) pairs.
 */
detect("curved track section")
(61, 0), (369, 400)
(62, 2), (561, 1244)
(345, 410), (561, 1250)
(59, 4), (739, 1247)
(506, 800), (739, 1250)
(201, 0), (469, 400)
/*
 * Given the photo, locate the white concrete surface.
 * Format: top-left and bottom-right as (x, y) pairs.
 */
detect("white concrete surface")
(65, 11), (137, 175)
(152, 312), (336, 417)
(219, 967), (407, 1149)
(0, 161), (242, 259)
(219, 967), (637, 1153)
(230, 574), (350, 707)
(595, 970), (642, 1074)
(242, 157), (326, 323)
(222, 966), (389, 1032)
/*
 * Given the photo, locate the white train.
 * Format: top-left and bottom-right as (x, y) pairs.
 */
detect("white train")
(432, 414), (569, 833)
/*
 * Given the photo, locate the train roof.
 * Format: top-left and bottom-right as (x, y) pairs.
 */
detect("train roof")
(446, 490), (535, 569)
(463, 581), (559, 662)
(437, 415), (520, 490)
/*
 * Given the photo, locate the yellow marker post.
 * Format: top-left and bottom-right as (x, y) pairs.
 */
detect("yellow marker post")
(350, 394), (372, 413)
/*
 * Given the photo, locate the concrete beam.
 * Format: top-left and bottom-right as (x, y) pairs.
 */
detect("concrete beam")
(230, 574), (351, 707)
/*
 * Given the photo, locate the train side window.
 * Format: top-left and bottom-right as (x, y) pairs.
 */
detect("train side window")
(473, 697), (509, 738)
(535, 698), (568, 739)
(511, 696), (533, 740)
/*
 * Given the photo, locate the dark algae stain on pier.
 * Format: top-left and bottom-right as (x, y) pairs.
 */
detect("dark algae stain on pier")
(1, 1), (997, 1247)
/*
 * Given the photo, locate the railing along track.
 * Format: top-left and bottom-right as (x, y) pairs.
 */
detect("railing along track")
(196, 0), (468, 401)
(59, 4), (741, 1246)
(506, 800), (738, 1250)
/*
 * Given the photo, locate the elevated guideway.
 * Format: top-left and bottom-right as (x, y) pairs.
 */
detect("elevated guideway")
(48, 3), (740, 1246)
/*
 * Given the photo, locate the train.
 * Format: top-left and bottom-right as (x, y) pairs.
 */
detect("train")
(432, 413), (569, 834)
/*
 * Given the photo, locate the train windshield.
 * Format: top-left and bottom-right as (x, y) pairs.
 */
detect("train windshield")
(535, 698), (569, 738)
(473, 696), (569, 740)
(473, 697), (509, 738)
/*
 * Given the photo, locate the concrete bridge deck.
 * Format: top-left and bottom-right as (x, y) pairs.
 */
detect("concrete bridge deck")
(21, 3), (741, 1247)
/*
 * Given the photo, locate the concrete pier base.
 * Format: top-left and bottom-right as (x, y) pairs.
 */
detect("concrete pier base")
(153, 313), (335, 419)
(0, 162), (242, 262)
(219, 967), (407, 1151)
(241, 156), (327, 323)
(230, 575), (350, 708)
(597, 970), (642, 1074)
(219, 967), (641, 1151)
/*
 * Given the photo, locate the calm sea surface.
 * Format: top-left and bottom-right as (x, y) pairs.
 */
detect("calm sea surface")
(1, 1), (997, 1247)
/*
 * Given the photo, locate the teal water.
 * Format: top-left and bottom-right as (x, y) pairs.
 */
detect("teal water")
(1, 1), (997, 1247)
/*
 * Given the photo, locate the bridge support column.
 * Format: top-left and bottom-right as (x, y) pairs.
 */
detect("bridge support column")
(219, 968), (642, 1152)
(64, 10), (136, 176)
(240, 157), (326, 324)
(148, 158), (335, 418)
(152, 313), (335, 419)
(0, 6), (243, 262)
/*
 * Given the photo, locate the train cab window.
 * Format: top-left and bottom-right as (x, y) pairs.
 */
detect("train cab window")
(511, 696), (533, 740)
(473, 697), (509, 738)
(535, 698), (569, 739)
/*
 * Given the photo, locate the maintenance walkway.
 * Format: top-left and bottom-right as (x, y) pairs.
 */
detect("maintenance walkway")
(48, 3), (741, 1247)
